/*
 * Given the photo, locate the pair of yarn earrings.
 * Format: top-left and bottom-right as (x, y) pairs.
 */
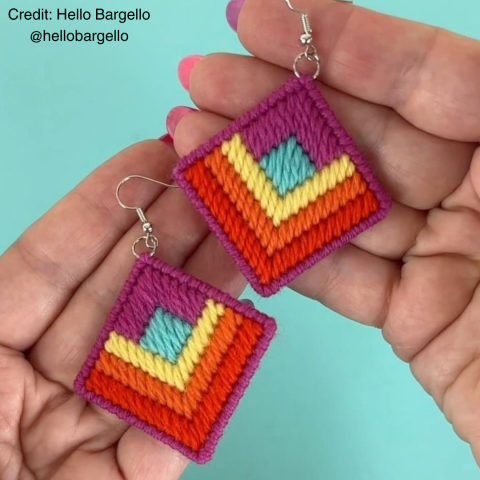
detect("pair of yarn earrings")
(74, 0), (391, 464)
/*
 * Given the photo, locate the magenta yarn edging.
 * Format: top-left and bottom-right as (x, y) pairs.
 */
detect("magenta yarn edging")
(74, 254), (277, 464)
(299, 76), (391, 209)
(240, 78), (345, 166)
(174, 75), (392, 297)
(113, 263), (208, 340)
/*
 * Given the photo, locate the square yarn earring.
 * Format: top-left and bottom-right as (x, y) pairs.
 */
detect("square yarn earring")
(74, 254), (276, 463)
(174, 75), (392, 296)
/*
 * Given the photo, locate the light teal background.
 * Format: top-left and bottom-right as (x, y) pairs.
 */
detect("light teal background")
(1, 1), (479, 479)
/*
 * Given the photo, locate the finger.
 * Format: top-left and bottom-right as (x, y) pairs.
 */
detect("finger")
(410, 284), (480, 407)
(117, 430), (188, 480)
(29, 184), (210, 389)
(441, 149), (480, 214)
(188, 53), (472, 211)
(174, 110), (424, 260)
(0, 140), (177, 351)
(183, 232), (247, 297)
(291, 244), (399, 327)
(237, 0), (480, 141)
(22, 385), (129, 476)
(50, 448), (123, 480)
(384, 149), (480, 362)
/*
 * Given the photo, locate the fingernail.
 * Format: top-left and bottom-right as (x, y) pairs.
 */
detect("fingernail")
(241, 299), (254, 307)
(166, 106), (196, 137)
(159, 133), (174, 145)
(226, 0), (246, 32)
(178, 55), (204, 91)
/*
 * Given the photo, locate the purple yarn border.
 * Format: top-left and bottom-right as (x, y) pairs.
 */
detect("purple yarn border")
(74, 254), (276, 464)
(174, 75), (392, 297)
(113, 263), (207, 341)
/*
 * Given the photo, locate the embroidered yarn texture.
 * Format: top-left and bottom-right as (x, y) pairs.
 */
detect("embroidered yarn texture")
(174, 75), (392, 297)
(74, 254), (276, 463)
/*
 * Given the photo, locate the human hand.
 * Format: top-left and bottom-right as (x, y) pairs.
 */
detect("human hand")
(0, 141), (247, 479)
(170, 0), (480, 465)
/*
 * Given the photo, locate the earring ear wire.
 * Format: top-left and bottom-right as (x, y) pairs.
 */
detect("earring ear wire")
(285, 0), (354, 79)
(116, 175), (178, 211)
(116, 175), (179, 258)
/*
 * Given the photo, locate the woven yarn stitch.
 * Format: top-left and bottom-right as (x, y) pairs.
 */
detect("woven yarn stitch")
(74, 254), (276, 463)
(174, 75), (392, 297)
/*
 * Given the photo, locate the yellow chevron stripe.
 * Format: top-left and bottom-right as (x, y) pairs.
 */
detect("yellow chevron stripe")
(221, 134), (356, 226)
(104, 299), (225, 392)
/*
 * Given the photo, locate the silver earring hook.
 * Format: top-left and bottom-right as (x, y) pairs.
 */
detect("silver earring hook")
(116, 174), (178, 258)
(284, 0), (307, 14)
(116, 175), (178, 211)
(285, 0), (354, 79)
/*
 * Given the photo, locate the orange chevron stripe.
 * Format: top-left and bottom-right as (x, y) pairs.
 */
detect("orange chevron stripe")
(86, 318), (264, 452)
(202, 147), (368, 255)
(185, 160), (379, 285)
(95, 307), (244, 419)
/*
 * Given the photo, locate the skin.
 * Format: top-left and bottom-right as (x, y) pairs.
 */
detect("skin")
(0, 0), (479, 478)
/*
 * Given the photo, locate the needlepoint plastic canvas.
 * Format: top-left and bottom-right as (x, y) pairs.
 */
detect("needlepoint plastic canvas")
(174, 75), (392, 297)
(74, 254), (276, 463)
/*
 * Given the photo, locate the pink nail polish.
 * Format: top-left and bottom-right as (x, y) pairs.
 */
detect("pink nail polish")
(226, 0), (246, 32)
(166, 106), (196, 137)
(159, 133), (174, 145)
(178, 55), (204, 91)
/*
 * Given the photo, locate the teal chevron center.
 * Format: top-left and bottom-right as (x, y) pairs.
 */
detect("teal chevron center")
(259, 136), (316, 197)
(139, 308), (193, 363)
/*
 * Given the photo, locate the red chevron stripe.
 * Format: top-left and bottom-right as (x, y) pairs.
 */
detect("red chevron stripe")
(94, 306), (243, 419)
(202, 146), (368, 255)
(185, 160), (379, 285)
(86, 318), (263, 452)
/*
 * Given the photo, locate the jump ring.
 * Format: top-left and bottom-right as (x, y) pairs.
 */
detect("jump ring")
(132, 235), (159, 258)
(293, 51), (321, 80)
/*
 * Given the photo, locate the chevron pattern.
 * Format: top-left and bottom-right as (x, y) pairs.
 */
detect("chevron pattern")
(74, 255), (276, 464)
(175, 76), (392, 296)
